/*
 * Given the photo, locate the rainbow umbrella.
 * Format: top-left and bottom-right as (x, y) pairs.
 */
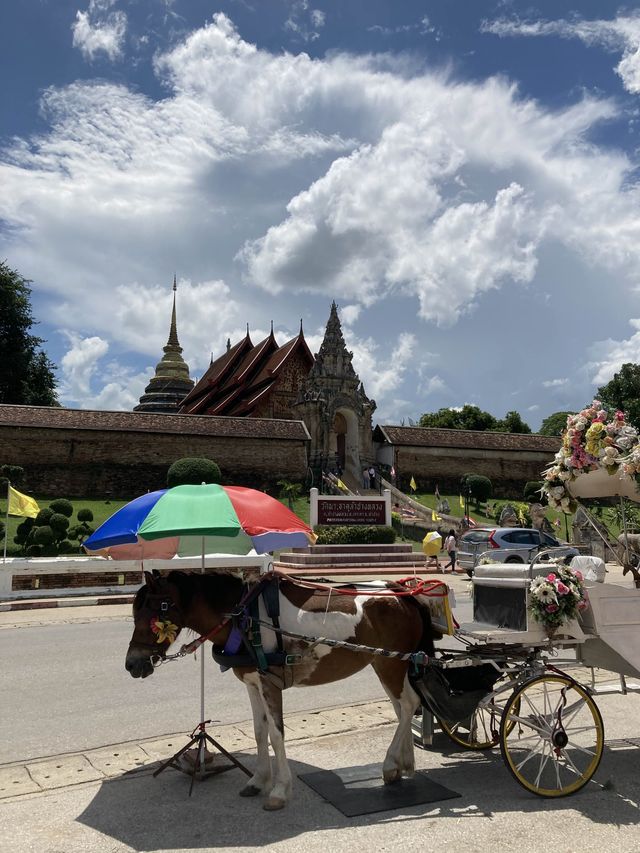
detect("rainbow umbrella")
(83, 483), (315, 558)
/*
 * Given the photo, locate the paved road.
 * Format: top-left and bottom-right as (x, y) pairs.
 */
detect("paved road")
(0, 586), (474, 763)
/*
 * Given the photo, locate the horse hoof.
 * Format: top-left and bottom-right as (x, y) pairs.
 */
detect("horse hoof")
(263, 796), (286, 811)
(383, 769), (401, 785)
(239, 784), (262, 798)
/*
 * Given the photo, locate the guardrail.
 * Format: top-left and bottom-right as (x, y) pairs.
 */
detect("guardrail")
(0, 554), (270, 600)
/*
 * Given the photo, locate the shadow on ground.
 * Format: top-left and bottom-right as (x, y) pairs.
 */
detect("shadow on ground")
(75, 741), (640, 851)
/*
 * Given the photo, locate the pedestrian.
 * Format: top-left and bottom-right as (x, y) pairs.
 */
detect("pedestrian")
(443, 529), (460, 573)
(362, 467), (369, 489)
(368, 465), (376, 489)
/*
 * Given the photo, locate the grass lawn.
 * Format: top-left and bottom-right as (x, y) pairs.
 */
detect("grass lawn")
(2, 488), (603, 558)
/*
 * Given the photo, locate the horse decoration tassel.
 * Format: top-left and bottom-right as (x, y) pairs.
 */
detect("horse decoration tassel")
(126, 570), (441, 811)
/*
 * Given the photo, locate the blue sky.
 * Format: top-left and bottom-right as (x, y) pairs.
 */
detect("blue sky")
(2, 1), (640, 430)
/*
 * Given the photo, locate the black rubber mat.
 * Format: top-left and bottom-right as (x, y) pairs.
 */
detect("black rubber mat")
(298, 763), (460, 817)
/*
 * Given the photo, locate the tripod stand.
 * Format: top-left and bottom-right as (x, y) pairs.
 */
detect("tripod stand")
(153, 718), (251, 796)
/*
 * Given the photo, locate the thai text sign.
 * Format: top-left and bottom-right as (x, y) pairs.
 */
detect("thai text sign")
(317, 498), (387, 526)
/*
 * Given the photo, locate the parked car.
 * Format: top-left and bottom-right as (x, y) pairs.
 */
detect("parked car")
(458, 527), (580, 576)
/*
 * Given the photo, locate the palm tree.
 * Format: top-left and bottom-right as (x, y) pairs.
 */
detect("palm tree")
(277, 480), (303, 510)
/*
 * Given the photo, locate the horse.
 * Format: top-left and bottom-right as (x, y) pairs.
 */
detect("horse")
(125, 570), (440, 811)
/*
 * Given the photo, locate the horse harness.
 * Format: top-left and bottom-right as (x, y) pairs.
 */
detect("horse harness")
(212, 576), (303, 673)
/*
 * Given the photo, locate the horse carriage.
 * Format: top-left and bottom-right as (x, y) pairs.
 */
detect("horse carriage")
(410, 464), (640, 798)
(115, 444), (640, 808)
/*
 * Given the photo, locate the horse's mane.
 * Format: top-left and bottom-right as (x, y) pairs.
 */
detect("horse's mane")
(166, 570), (244, 613)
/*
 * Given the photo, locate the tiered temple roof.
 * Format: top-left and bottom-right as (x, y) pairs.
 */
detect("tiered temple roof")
(179, 322), (314, 417)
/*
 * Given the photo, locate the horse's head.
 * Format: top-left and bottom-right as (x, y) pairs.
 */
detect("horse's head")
(125, 570), (184, 678)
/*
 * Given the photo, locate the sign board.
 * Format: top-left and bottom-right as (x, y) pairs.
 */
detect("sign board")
(310, 488), (392, 528)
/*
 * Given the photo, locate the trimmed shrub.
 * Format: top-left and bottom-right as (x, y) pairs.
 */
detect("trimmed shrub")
(492, 500), (532, 528)
(58, 539), (74, 553)
(462, 474), (493, 506)
(167, 457), (221, 488)
(49, 513), (70, 535)
(32, 525), (54, 545)
(314, 525), (396, 545)
(77, 508), (94, 522)
(26, 544), (43, 557)
(35, 507), (54, 525)
(49, 499), (73, 518)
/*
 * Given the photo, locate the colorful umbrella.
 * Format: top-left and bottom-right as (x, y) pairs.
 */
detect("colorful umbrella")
(83, 483), (315, 558)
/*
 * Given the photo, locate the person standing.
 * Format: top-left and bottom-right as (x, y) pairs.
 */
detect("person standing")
(362, 467), (369, 489)
(443, 529), (459, 573)
(368, 465), (376, 489)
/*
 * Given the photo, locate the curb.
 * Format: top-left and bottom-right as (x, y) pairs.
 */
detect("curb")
(0, 594), (134, 612)
(0, 700), (397, 800)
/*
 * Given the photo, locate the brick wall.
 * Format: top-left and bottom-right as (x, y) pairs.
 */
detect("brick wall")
(1, 425), (309, 497)
(395, 446), (553, 498)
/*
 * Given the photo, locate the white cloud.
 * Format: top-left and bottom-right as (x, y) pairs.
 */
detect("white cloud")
(285, 2), (326, 42)
(589, 320), (640, 386)
(72, 0), (127, 61)
(482, 13), (640, 94)
(60, 334), (109, 399)
(542, 378), (569, 388)
(3, 13), (640, 420)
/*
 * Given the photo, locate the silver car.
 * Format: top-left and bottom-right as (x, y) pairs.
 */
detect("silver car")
(458, 527), (579, 576)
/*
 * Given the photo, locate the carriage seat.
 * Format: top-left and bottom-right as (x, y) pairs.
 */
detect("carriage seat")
(569, 555), (606, 583)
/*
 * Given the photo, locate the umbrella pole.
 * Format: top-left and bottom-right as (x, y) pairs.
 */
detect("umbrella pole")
(153, 535), (251, 792)
(198, 536), (206, 772)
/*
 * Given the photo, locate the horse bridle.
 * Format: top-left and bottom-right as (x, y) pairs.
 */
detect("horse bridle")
(133, 589), (184, 657)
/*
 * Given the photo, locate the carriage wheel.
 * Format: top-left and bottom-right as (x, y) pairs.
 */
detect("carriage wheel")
(438, 671), (521, 751)
(500, 674), (604, 797)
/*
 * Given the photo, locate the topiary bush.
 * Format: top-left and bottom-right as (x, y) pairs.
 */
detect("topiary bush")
(49, 499), (73, 518)
(462, 474), (493, 507)
(314, 525), (396, 545)
(32, 525), (54, 546)
(167, 457), (221, 488)
(35, 507), (54, 526)
(49, 513), (70, 537)
(77, 508), (94, 522)
(26, 544), (43, 557)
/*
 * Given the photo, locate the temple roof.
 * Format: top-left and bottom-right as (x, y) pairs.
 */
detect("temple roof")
(0, 404), (310, 440)
(179, 323), (314, 416)
(373, 425), (561, 452)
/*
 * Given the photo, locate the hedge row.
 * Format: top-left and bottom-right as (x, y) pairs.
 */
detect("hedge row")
(314, 525), (396, 545)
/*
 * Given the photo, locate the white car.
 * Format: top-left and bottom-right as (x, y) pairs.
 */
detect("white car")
(458, 527), (580, 576)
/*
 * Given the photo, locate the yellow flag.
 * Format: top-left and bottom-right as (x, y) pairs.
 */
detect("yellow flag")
(431, 509), (441, 522)
(337, 479), (347, 491)
(410, 476), (417, 491)
(459, 494), (464, 508)
(8, 486), (40, 518)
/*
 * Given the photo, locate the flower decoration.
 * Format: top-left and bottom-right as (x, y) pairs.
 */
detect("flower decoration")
(528, 566), (589, 635)
(541, 401), (639, 512)
(150, 616), (179, 645)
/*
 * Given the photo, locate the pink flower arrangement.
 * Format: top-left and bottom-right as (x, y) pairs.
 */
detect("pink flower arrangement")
(541, 401), (639, 511)
(529, 564), (589, 633)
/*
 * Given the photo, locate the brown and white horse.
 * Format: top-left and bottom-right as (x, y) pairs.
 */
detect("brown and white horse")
(125, 570), (439, 810)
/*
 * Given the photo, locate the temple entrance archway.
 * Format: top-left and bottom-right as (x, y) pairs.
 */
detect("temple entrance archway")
(330, 407), (360, 480)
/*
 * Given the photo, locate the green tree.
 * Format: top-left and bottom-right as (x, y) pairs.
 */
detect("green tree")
(495, 411), (531, 433)
(538, 411), (575, 436)
(277, 480), (302, 510)
(419, 405), (498, 431)
(0, 262), (58, 405)
(597, 363), (640, 431)
(419, 405), (531, 433)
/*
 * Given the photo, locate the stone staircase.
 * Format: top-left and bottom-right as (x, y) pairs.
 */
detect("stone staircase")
(274, 543), (430, 577)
